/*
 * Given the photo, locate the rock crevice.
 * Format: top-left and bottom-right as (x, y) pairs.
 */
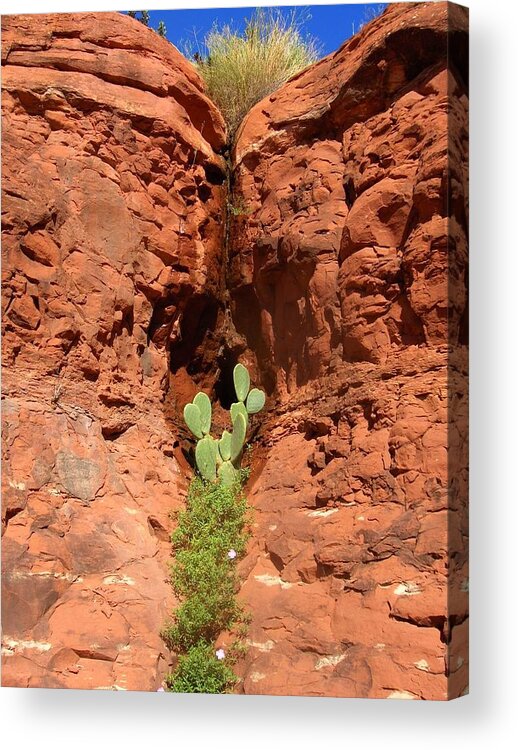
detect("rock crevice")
(226, 1), (468, 700)
(2, 4), (468, 699)
(1, 11), (228, 691)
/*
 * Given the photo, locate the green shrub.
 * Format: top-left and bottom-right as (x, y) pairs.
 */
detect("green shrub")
(164, 591), (240, 652)
(157, 20), (167, 38)
(166, 642), (237, 694)
(163, 361), (261, 692)
(162, 477), (252, 679)
(190, 8), (320, 137)
(128, 10), (150, 26)
(171, 477), (250, 558)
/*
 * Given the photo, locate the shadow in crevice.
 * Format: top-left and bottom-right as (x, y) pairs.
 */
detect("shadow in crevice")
(213, 348), (240, 409)
(168, 294), (221, 376)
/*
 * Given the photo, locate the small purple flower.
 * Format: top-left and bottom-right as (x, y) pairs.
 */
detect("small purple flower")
(215, 648), (225, 660)
(157, 686), (165, 692)
(227, 549), (237, 560)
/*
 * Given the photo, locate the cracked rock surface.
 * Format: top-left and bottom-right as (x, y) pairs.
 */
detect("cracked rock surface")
(1, 11), (226, 690)
(229, 1), (468, 700)
(2, 4), (468, 698)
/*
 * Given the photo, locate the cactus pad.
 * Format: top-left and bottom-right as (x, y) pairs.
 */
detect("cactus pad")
(231, 401), (248, 428)
(233, 363), (250, 402)
(219, 430), (232, 462)
(184, 402), (203, 439)
(193, 392), (212, 435)
(218, 460), (237, 486)
(195, 436), (217, 481)
(246, 388), (265, 414)
(230, 413), (247, 463)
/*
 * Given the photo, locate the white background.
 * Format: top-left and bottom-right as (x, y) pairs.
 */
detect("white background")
(0, 0), (516, 747)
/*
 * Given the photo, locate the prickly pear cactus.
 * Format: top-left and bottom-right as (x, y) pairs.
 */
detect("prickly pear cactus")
(182, 363), (265, 485)
(195, 436), (217, 482)
(193, 392), (211, 435)
(184, 403), (203, 439)
(246, 388), (266, 414)
(219, 430), (232, 462)
(230, 413), (246, 463)
(233, 363), (250, 402)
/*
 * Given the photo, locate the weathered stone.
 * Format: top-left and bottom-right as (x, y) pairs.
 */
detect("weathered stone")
(231, 1), (469, 700)
(1, 4), (468, 700)
(1, 11), (226, 691)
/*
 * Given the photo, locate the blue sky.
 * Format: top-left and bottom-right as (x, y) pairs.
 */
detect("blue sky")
(123, 4), (387, 58)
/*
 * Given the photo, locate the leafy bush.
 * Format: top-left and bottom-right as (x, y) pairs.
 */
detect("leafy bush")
(166, 642), (237, 694)
(190, 8), (320, 137)
(162, 478), (252, 689)
(163, 362), (261, 692)
(127, 10), (150, 26)
(165, 591), (238, 652)
(171, 477), (250, 559)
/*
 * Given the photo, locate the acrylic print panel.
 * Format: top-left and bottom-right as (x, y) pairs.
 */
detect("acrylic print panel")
(1, 2), (469, 699)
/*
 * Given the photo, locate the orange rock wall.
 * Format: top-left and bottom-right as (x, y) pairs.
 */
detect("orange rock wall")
(1, 12), (226, 690)
(230, 2), (468, 699)
(1, 3), (468, 699)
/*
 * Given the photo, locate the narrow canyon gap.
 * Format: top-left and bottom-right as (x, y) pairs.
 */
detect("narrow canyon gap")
(1, 2), (468, 699)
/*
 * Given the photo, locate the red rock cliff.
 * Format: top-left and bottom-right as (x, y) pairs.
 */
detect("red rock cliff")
(1, 3), (468, 699)
(1, 11), (227, 690)
(229, 1), (468, 699)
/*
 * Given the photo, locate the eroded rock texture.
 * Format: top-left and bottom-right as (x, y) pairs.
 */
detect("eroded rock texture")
(1, 3), (468, 700)
(1, 12), (226, 689)
(230, 2), (469, 699)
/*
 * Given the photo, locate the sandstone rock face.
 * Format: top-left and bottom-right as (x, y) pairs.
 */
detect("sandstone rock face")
(231, 1), (468, 392)
(231, 2), (468, 699)
(1, 12), (226, 689)
(2, 4), (468, 699)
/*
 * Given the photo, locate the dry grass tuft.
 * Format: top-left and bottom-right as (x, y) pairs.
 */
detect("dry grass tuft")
(187, 9), (320, 138)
